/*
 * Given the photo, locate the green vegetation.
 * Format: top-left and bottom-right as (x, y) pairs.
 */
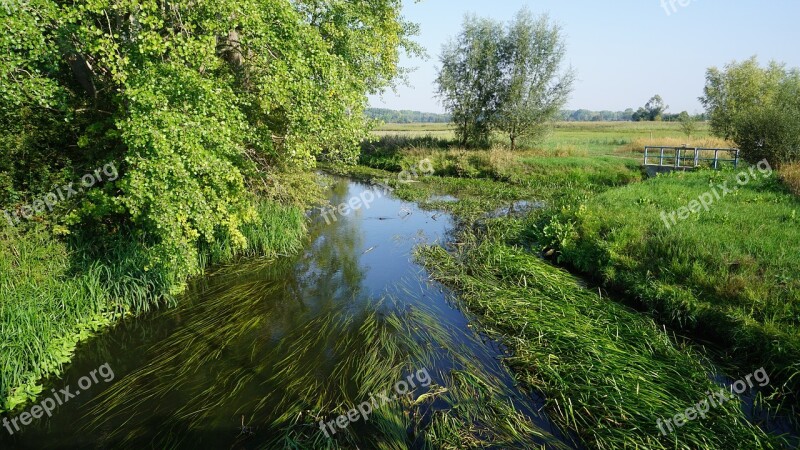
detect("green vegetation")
(417, 234), (784, 449)
(339, 118), (799, 448)
(365, 107), (451, 123)
(3, 0), (799, 445)
(0, 200), (307, 413)
(781, 162), (800, 196)
(632, 94), (669, 122)
(540, 169), (800, 401)
(436, 9), (573, 148)
(702, 57), (800, 164)
(1, 0), (415, 413)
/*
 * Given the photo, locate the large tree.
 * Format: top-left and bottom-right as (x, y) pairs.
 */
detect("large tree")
(0, 0), (417, 284)
(494, 11), (574, 150)
(436, 15), (504, 147)
(701, 57), (800, 164)
(436, 10), (573, 149)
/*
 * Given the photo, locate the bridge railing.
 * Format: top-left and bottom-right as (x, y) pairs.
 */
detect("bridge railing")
(643, 146), (740, 170)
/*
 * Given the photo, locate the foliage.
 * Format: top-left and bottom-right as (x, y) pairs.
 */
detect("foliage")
(364, 107), (451, 123)
(494, 10), (574, 150)
(0, 0), (416, 413)
(436, 10), (573, 149)
(678, 111), (698, 138)
(436, 15), (505, 147)
(632, 95), (668, 121)
(0, 0), (417, 291)
(701, 57), (800, 164)
(561, 108), (634, 122)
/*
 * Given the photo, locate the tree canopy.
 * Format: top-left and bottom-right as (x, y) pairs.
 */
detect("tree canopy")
(436, 9), (573, 148)
(632, 95), (668, 122)
(1, 0), (418, 285)
(494, 11), (574, 150)
(701, 57), (800, 164)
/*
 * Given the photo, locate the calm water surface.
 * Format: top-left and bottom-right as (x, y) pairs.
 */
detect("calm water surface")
(1, 178), (570, 449)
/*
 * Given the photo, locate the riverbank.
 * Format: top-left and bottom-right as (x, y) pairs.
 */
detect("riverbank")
(541, 167), (800, 408)
(0, 199), (308, 414)
(338, 121), (799, 447)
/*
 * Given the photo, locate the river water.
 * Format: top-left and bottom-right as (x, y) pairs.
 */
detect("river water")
(1, 178), (571, 449)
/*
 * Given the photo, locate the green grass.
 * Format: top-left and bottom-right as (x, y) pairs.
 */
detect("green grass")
(0, 224), (119, 412)
(542, 168), (800, 401)
(0, 199), (308, 414)
(416, 226), (786, 449)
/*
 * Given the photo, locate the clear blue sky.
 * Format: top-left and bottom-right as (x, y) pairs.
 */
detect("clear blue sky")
(369, 0), (800, 114)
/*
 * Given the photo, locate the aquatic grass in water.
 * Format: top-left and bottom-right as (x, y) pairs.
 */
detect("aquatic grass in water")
(0, 199), (307, 415)
(77, 269), (570, 448)
(416, 234), (789, 449)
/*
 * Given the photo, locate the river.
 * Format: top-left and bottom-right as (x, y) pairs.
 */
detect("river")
(0, 177), (573, 449)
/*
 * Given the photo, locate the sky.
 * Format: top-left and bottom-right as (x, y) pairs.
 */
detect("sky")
(368, 0), (800, 115)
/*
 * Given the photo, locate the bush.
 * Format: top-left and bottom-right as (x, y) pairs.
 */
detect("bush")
(702, 58), (800, 165)
(780, 162), (800, 196)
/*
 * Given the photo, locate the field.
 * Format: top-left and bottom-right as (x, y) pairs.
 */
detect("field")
(329, 120), (800, 448)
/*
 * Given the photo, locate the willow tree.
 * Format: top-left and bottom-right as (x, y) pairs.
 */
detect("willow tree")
(436, 16), (504, 148)
(1, 0), (417, 291)
(495, 11), (574, 150)
(435, 10), (573, 150)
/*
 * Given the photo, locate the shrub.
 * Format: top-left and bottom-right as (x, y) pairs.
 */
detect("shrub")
(780, 162), (800, 196)
(701, 58), (800, 165)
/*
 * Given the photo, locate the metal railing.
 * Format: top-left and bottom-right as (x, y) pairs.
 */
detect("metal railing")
(643, 146), (740, 170)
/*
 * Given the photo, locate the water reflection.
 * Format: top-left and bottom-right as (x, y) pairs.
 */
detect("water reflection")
(1, 178), (571, 449)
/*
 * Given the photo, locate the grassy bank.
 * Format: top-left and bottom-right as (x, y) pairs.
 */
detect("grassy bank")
(541, 168), (800, 403)
(0, 198), (308, 413)
(417, 228), (784, 449)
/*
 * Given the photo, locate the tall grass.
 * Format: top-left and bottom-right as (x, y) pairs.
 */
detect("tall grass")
(780, 162), (800, 196)
(617, 136), (736, 155)
(543, 169), (800, 406)
(0, 225), (118, 412)
(417, 232), (787, 449)
(0, 198), (308, 414)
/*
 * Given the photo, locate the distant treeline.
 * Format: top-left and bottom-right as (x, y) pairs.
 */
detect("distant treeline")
(366, 108), (452, 123)
(561, 109), (708, 122)
(367, 107), (706, 123)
